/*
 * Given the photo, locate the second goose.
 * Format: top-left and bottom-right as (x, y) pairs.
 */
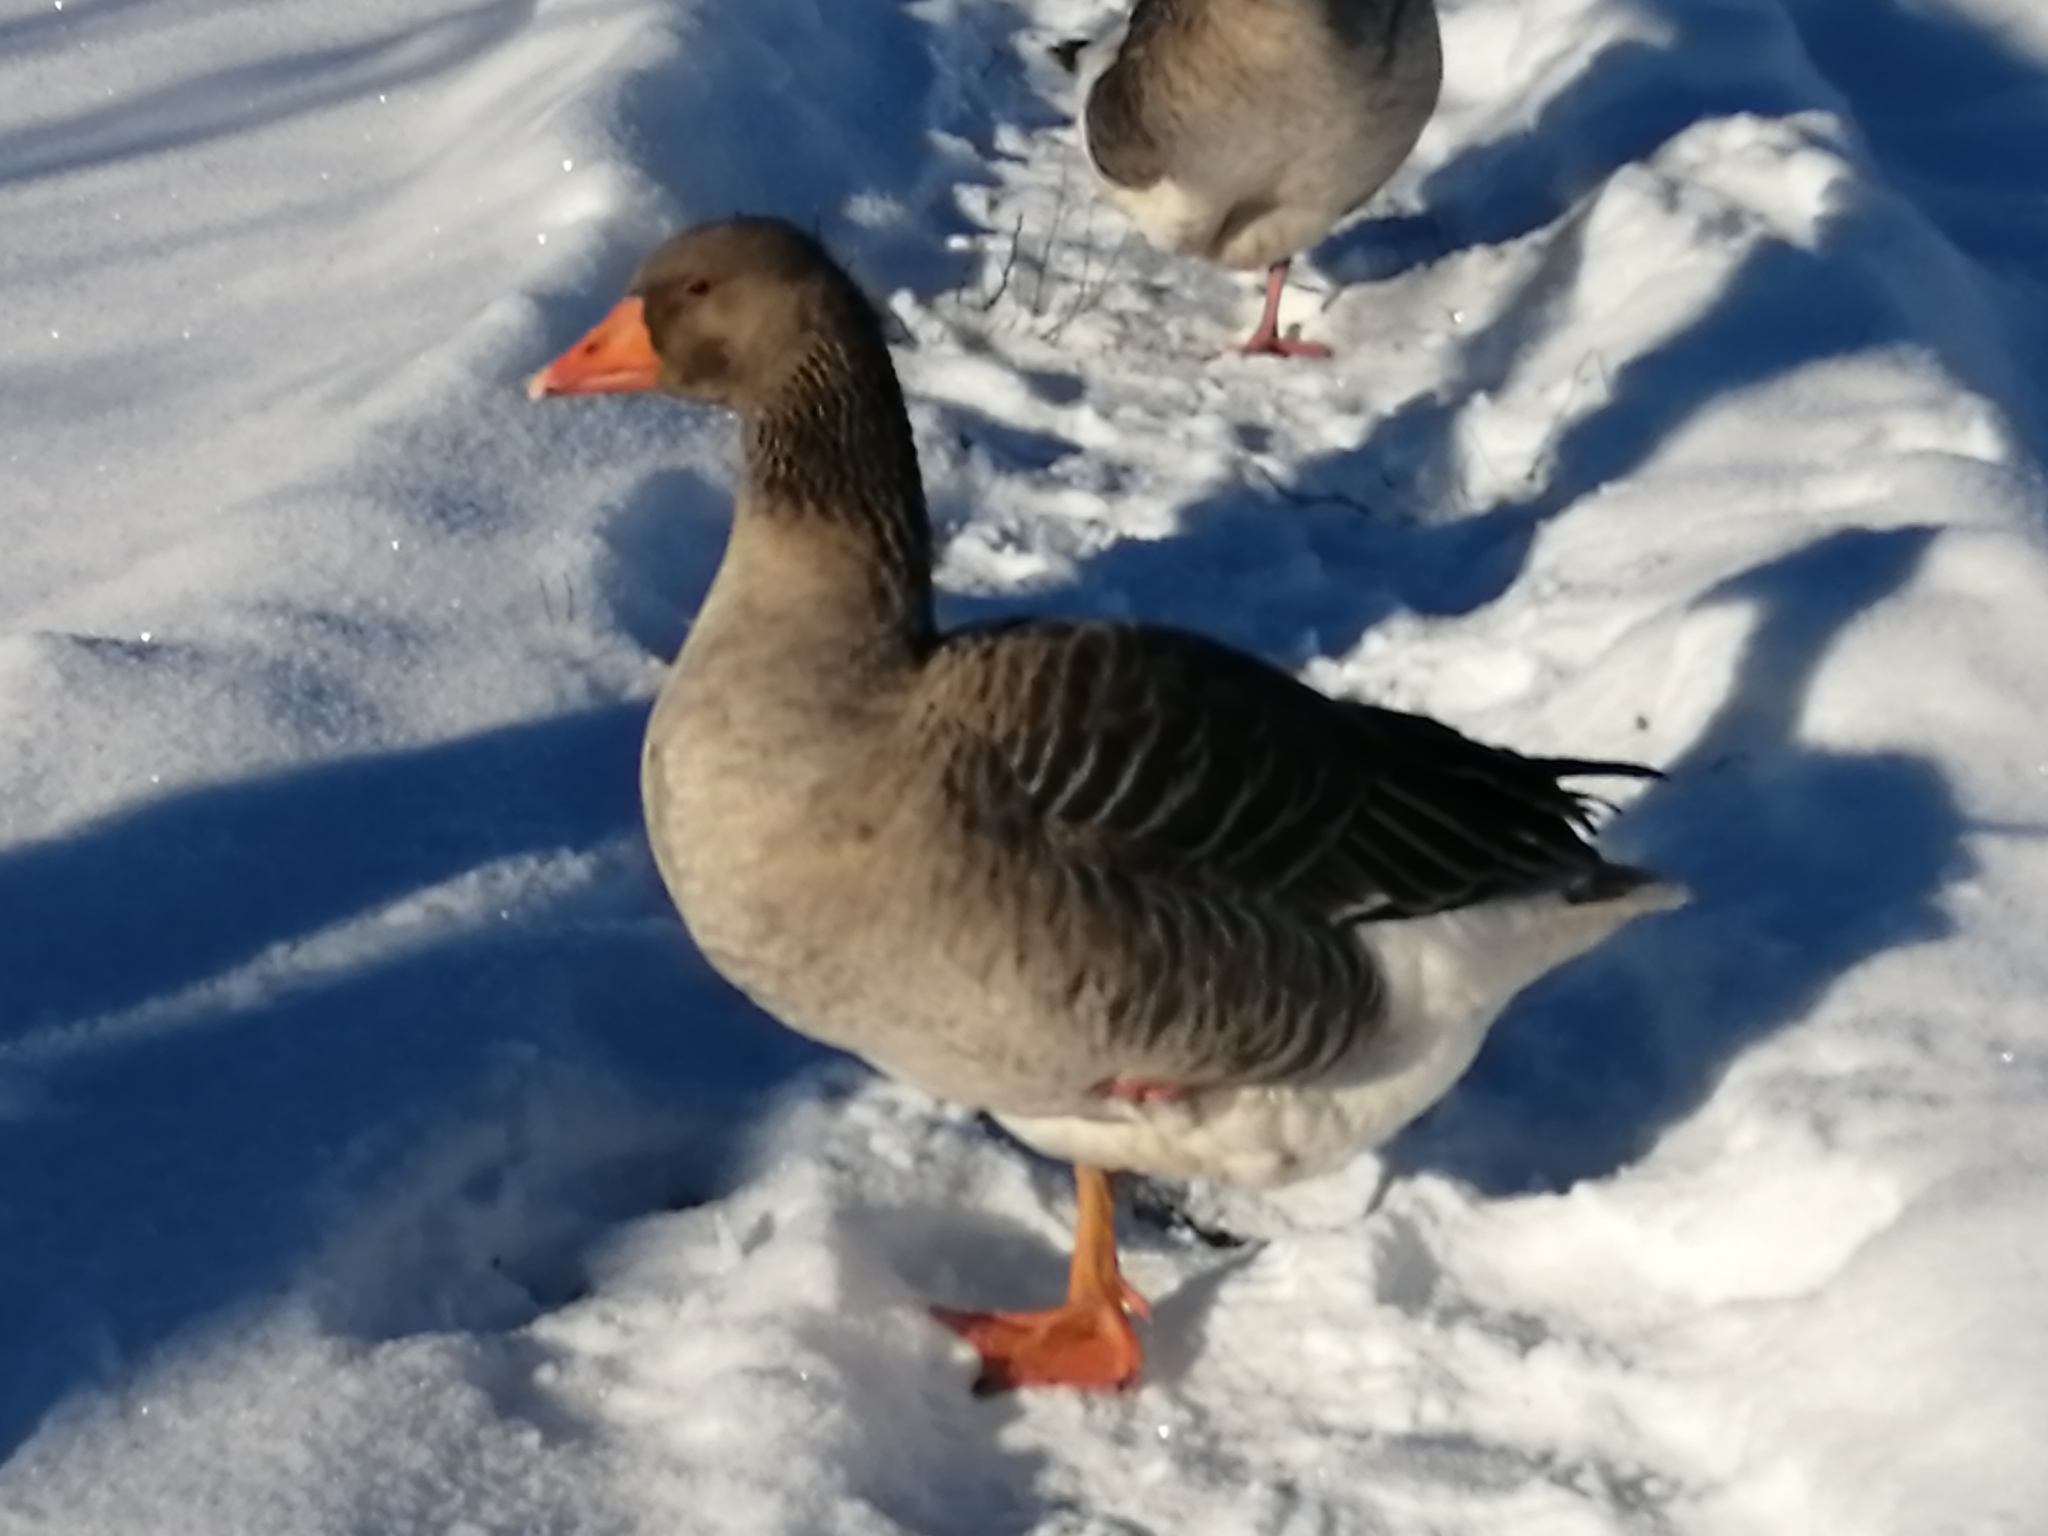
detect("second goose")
(1072, 0), (1442, 356)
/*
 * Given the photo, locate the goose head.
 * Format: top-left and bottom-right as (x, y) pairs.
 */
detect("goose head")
(527, 217), (857, 409)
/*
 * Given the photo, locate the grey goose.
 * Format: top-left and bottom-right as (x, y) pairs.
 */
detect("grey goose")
(528, 217), (1680, 1393)
(1071, 0), (1442, 356)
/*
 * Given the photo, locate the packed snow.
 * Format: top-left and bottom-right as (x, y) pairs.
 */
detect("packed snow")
(4, 0), (2048, 1530)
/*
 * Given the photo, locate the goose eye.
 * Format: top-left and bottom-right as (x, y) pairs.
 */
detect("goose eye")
(683, 278), (712, 297)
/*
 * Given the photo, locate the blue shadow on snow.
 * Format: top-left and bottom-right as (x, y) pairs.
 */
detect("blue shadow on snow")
(1789, 0), (2048, 286)
(0, 703), (827, 1461)
(0, 0), (537, 189)
(1003, 224), (1905, 675)
(1393, 525), (1966, 1191)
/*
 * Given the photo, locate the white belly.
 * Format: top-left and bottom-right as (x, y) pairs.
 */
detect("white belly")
(998, 1073), (1458, 1188)
(997, 882), (1683, 1186)
(995, 976), (1494, 1187)
(995, 913), (1503, 1186)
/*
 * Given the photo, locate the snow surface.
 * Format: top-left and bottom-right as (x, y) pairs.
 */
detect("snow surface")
(4, 0), (2048, 1530)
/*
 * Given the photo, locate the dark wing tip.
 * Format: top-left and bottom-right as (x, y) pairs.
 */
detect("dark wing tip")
(1537, 756), (1665, 784)
(1538, 756), (1663, 832)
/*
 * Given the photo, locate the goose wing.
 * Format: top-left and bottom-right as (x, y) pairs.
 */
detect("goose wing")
(928, 620), (1650, 922)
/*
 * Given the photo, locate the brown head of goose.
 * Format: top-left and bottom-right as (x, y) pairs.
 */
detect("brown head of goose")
(529, 217), (1681, 1394)
(1069, 0), (1442, 357)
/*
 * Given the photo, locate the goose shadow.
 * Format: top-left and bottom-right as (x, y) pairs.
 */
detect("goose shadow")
(1390, 524), (1966, 1191)
(0, 702), (830, 1460)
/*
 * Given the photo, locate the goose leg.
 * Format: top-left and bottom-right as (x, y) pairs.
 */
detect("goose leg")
(1241, 261), (1332, 359)
(930, 1165), (1149, 1394)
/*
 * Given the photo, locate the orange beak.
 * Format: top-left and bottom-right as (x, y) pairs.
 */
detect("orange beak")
(526, 298), (660, 398)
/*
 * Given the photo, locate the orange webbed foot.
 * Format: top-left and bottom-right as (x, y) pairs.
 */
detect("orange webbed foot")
(932, 1165), (1146, 1395)
(930, 1280), (1149, 1395)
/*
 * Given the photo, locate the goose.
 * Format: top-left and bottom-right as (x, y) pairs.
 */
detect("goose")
(1068, 0), (1442, 357)
(528, 217), (1680, 1394)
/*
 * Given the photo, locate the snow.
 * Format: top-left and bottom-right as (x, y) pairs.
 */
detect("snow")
(4, 0), (2048, 1529)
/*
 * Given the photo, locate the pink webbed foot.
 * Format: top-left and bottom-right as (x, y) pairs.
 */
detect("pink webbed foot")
(1238, 259), (1333, 360)
(1239, 327), (1334, 360)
